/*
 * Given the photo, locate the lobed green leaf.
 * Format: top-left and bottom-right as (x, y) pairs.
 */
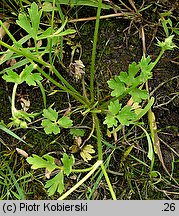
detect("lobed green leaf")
(139, 56), (153, 82)
(2, 70), (22, 84)
(28, 2), (42, 39)
(26, 154), (58, 173)
(41, 119), (60, 135)
(61, 153), (75, 176)
(119, 62), (140, 86)
(116, 106), (137, 126)
(107, 76), (126, 97)
(130, 88), (149, 103)
(42, 108), (58, 121)
(45, 172), (64, 196)
(103, 114), (118, 128)
(16, 13), (31, 34)
(70, 128), (85, 137)
(25, 73), (43, 86)
(108, 100), (121, 115)
(57, 116), (73, 128)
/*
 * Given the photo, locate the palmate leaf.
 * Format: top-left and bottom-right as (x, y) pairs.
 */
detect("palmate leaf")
(45, 172), (64, 196)
(139, 56), (154, 82)
(104, 56), (156, 130)
(2, 70), (22, 84)
(107, 76), (126, 97)
(8, 118), (27, 129)
(70, 128), (85, 137)
(13, 110), (37, 122)
(41, 108), (73, 134)
(26, 154), (58, 173)
(130, 88), (149, 103)
(80, 145), (95, 162)
(157, 35), (177, 51)
(42, 108), (58, 121)
(25, 73), (43, 86)
(118, 62), (140, 86)
(20, 64), (43, 86)
(103, 114), (118, 128)
(57, 116), (73, 128)
(108, 100), (121, 115)
(104, 100), (122, 128)
(41, 119), (60, 135)
(116, 105), (137, 126)
(61, 153), (75, 176)
(16, 2), (41, 39)
(2, 64), (42, 86)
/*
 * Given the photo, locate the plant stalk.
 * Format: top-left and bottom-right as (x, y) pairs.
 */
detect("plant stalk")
(93, 113), (116, 200)
(90, 0), (103, 102)
(93, 113), (103, 161)
(0, 40), (89, 105)
(0, 20), (17, 43)
(56, 0), (65, 61)
(34, 64), (88, 106)
(49, 0), (56, 65)
(152, 49), (165, 69)
(58, 160), (103, 200)
(11, 83), (18, 117)
(101, 163), (117, 200)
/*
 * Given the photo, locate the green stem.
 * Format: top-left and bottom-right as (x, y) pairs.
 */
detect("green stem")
(93, 114), (116, 200)
(93, 113), (102, 161)
(49, 0), (56, 65)
(56, 0), (65, 61)
(58, 165), (95, 173)
(19, 0), (24, 12)
(58, 160), (103, 200)
(72, 166), (93, 173)
(34, 64), (88, 106)
(36, 80), (46, 109)
(12, 83), (18, 117)
(49, 65), (88, 104)
(101, 163), (117, 200)
(0, 20), (17, 43)
(90, 0), (103, 102)
(0, 40), (89, 105)
(152, 49), (165, 68)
